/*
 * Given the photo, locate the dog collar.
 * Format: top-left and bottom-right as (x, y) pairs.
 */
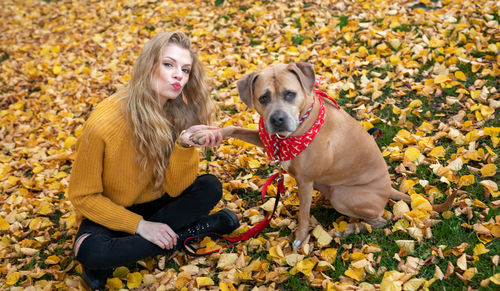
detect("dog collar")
(259, 96), (326, 162)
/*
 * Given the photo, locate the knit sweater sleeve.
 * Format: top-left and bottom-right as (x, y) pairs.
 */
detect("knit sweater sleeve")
(163, 143), (200, 197)
(68, 126), (143, 234)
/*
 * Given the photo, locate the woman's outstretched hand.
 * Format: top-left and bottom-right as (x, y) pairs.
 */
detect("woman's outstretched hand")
(136, 219), (178, 250)
(180, 125), (223, 147)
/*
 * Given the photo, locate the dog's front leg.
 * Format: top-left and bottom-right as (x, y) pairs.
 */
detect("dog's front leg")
(293, 179), (314, 250)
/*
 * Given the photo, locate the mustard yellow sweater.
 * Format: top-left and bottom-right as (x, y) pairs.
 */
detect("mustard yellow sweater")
(68, 95), (199, 234)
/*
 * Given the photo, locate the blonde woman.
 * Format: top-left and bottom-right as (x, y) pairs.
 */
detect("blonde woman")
(68, 31), (238, 289)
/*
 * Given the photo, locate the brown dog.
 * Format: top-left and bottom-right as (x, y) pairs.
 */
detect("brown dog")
(192, 62), (454, 249)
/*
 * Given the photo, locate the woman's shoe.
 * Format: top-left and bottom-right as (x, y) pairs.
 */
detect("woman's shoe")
(176, 208), (240, 248)
(81, 267), (112, 290)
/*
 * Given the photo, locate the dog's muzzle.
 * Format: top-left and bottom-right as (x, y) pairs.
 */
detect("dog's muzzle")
(268, 110), (296, 134)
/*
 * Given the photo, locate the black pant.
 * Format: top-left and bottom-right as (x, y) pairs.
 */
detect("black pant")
(74, 174), (222, 270)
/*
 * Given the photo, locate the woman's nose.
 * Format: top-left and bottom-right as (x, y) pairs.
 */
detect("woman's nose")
(172, 67), (182, 80)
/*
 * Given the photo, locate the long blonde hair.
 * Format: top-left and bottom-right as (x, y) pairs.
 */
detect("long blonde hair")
(124, 31), (212, 194)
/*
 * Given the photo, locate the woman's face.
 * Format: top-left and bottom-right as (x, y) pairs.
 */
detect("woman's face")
(151, 44), (193, 105)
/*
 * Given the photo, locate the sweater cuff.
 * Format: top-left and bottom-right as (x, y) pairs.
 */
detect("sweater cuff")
(124, 212), (144, 234)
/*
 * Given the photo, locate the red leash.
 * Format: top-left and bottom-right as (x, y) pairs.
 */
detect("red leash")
(183, 171), (285, 256)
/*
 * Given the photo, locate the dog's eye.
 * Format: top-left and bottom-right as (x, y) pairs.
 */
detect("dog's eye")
(258, 95), (270, 105)
(284, 91), (296, 102)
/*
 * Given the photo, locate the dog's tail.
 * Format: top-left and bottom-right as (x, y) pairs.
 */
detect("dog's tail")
(390, 188), (457, 212)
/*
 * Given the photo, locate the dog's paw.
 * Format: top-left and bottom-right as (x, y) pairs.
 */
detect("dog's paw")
(292, 240), (302, 250)
(189, 130), (209, 145)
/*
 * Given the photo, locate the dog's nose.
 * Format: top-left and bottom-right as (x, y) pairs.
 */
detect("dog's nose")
(270, 110), (286, 128)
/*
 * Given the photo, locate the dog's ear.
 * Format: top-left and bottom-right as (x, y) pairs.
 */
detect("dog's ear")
(288, 62), (315, 95)
(236, 72), (258, 108)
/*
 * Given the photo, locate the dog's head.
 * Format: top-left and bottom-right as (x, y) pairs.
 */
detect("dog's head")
(236, 62), (315, 136)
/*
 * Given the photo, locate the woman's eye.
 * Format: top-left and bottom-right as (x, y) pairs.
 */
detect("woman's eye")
(163, 62), (173, 67)
(259, 95), (270, 105)
(182, 68), (190, 74)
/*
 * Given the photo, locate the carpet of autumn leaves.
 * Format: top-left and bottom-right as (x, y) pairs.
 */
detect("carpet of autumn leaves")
(1, 0), (499, 290)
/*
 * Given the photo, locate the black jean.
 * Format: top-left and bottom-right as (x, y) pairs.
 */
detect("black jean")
(74, 174), (222, 270)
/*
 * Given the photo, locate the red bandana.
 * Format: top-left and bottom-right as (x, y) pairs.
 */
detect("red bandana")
(259, 96), (326, 161)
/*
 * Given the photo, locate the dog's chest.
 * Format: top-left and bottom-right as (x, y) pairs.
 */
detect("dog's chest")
(281, 160), (291, 172)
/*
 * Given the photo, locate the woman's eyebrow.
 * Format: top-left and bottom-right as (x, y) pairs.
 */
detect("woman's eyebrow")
(162, 56), (191, 67)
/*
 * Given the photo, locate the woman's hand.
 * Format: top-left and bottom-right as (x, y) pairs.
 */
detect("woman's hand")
(136, 219), (178, 250)
(180, 125), (223, 147)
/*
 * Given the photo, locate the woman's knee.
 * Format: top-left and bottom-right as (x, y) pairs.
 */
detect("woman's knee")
(195, 174), (222, 202)
(75, 234), (111, 269)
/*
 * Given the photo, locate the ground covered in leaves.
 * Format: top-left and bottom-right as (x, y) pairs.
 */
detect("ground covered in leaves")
(1, 0), (499, 290)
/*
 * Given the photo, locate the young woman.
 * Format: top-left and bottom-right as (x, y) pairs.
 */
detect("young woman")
(68, 31), (238, 290)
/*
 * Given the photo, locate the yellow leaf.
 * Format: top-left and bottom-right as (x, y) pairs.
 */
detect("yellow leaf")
(390, 56), (400, 66)
(380, 271), (403, 291)
(295, 258), (317, 276)
(458, 174), (475, 188)
(320, 248), (338, 264)
(481, 164), (497, 177)
(107, 277), (123, 289)
(45, 255), (60, 265)
(404, 147), (421, 162)
(454, 71), (466, 81)
(32, 165), (43, 174)
(442, 210), (454, 219)
(410, 194), (432, 211)
(286, 46), (299, 55)
(53, 65), (62, 75)
(403, 278), (425, 291)
(428, 146), (446, 158)
(64, 136), (77, 148)
(471, 90), (482, 100)
(408, 99), (422, 109)
(6, 272), (20, 285)
(196, 277), (215, 287)
(352, 252), (366, 261)
(333, 220), (348, 233)
(345, 267), (364, 281)
(457, 253), (467, 271)
(407, 226), (424, 242)
(0, 217), (10, 231)
(434, 74), (449, 84)
(393, 200), (410, 219)
(126, 272), (142, 289)
(473, 243), (489, 256)
(38, 203), (52, 215)
(285, 254), (305, 267)
(484, 127), (500, 137)
(400, 179), (416, 193)
(462, 268), (478, 281)
(7, 175), (20, 185)
(268, 245), (284, 258)
(113, 266), (130, 278)
(121, 74), (131, 83)
(65, 213), (77, 229)
(396, 240), (415, 254)
(491, 273), (500, 285)
(312, 225), (333, 247)
(217, 253), (238, 269)
(492, 225), (500, 237)
(393, 219), (409, 232)
(219, 282), (237, 291)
